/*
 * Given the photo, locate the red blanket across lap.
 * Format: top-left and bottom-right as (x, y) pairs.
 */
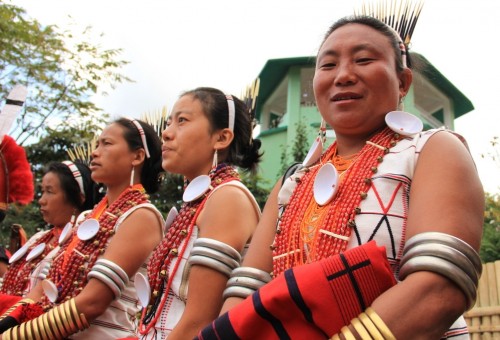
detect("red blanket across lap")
(198, 240), (396, 340)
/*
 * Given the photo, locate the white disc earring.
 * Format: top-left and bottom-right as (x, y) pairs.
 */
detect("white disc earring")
(385, 111), (423, 136)
(303, 119), (326, 167)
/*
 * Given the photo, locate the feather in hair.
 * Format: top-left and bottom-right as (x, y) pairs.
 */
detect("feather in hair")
(355, 0), (424, 44)
(66, 137), (97, 166)
(141, 106), (168, 140)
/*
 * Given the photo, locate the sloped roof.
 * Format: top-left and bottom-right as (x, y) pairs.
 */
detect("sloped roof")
(411, 52), (473, 117)
(255, 56), (314, 120)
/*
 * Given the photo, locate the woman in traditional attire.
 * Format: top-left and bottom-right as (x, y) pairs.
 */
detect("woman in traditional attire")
(0, 118), (164, 339)
(199, 7), (484, 340)
(0, 160), (101, 296)
(137, 87), (262, 339)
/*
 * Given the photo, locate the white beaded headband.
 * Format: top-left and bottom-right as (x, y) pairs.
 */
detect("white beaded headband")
(225, 94), (235, 132)
(128, 118), (151, 158)
(62, 160), (85, 197)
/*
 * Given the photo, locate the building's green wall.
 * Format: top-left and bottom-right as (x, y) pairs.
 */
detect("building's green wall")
(258, 127), (287, 182)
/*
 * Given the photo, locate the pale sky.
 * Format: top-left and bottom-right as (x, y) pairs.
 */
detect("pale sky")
(9, 0), (500, 193)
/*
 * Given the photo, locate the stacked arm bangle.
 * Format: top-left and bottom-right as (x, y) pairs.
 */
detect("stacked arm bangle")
(330, 308), (396, 340)
(187, 238), (242, 278)
(403, 232), (482, 276)
(400, 232), (481, 310)
(3, 298), (90, 340)
(87, 258), (129, 299)
(400, 243), (479, 284)
(223, 266), (272, 300)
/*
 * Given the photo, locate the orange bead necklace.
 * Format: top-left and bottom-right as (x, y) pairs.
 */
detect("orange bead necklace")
(272, 127), (399, 277)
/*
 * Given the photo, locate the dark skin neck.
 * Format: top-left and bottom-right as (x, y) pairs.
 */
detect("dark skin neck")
(105, 182), (131, 206)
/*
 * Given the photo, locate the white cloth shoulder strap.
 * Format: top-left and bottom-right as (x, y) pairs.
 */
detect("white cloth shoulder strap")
(207, 180), (261, 216)
(114, 202), (165, 236)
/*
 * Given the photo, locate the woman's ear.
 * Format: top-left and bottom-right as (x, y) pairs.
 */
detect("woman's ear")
(399, 68), (413, 98)
(214, 128), (234, 150)
(131, 148), (146, 167)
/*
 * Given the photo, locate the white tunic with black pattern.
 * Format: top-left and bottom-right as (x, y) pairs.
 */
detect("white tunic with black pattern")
(344, 128), (469, 339)
(278, 128), (470, 338)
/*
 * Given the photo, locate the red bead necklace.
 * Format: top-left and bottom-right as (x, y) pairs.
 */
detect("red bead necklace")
(40, 184), (149, 309)
(139, 164), (239, 334)
(1, 228), (60, 296)
(272, 127), (399, 276)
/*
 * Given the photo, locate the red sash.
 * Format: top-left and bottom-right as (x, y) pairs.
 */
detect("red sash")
(198, 241), (396, 339)
(0, 293), (21, 315)
(0, 293), (44, 332)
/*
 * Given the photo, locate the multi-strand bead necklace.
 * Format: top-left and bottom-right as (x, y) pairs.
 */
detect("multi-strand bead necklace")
(40, 184), (149, 309)
(1, 228), (60, 296)
(272, 127), (400, 276)
(139, 164), (239, 334)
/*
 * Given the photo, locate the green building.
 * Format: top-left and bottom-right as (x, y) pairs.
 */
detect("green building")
(254, 54), (474, 187)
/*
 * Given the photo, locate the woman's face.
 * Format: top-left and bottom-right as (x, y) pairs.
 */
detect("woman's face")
(90, 123), (138, 187)
(39, 172), (76, 227)
(161, 95), (219, 181)
(313, 23), (411, 136)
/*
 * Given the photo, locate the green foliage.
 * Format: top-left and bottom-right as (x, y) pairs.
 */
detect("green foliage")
(480, 193), (500, 262)
(0, 203), (45, 249)
(0, 1), (129, 245)
(480, 136), (500, 172)
(239, 170), (271, 210)
(291, 120), (308, 163)
(478, 136), (500, 262)
(26, 123), (103, 168)
(278, 145), (288, 181)
(0, 1), (130, 145)
(278, 120), (309, 180)
(149, 174), (184, 217)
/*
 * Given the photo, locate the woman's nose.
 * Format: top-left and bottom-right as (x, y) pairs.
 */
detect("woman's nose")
(162, 125), (172, 141)
(334, 62), (357, 86)
(91, 145), (100, 158)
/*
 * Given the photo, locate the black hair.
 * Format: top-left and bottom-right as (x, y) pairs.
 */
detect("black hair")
(113, 118), (163, 193)
(319, 15), (413, 71)
(44, 161), (103, 212)
(181, 87), (262, 173)
(0, 246), (9, 264)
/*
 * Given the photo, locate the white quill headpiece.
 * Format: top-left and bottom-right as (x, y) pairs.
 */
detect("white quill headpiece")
(0, 85), (27, 143)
